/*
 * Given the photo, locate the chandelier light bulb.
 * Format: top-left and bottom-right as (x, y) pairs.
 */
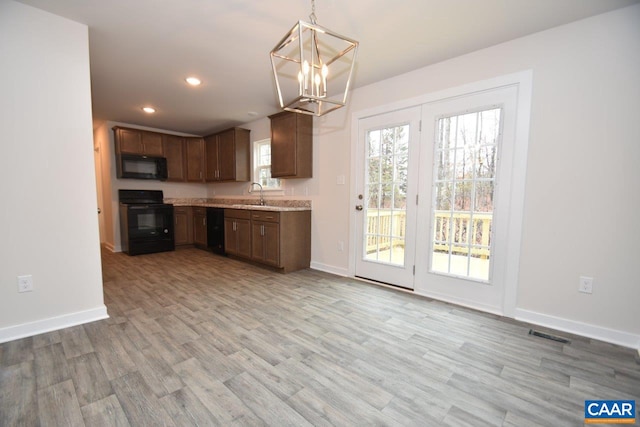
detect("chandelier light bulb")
(321, 64), (328, 96)
(314, 73), (321, 97)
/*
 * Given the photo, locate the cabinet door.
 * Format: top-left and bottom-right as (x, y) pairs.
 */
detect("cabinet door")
(116, 128), (143, 154)
(251, 221), (264, 261)
(270, 112), (297, 177)
(217, 129), (236, 181)
(174, 207), (193, 245)
(236, 218), (252, 258)
(193, 209), (207, 246)
(224, 218), (238, 254)
(225, 217), (251, 258)
(262, 222), (280, 266)
(142, 132), (163, 156)
(270, 112), (312, 178)
(205, 135), (219, 182)
(163, 135), (186, 181)
(251, 221), (280, 266)
(186, 138), (204, 182)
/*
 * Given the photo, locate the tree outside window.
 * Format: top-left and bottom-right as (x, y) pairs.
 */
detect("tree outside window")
(254, 139), (280, 189)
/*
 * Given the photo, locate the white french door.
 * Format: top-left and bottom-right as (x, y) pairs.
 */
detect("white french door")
(415, 85), (519, 313)
(353, 78), (528, 315)
(354, 107), (421, 289)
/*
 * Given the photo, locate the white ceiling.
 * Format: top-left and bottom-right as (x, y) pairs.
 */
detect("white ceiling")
(16, 0), (638, 135)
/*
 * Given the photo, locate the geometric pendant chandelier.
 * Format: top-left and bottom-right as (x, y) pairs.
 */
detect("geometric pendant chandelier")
(270, 0), (359, 116)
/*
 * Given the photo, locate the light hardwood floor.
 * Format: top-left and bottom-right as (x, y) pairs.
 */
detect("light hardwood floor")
(1, 248), (638, 426)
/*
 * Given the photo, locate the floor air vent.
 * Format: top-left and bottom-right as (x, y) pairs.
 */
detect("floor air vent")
(528, 329), (571, 344)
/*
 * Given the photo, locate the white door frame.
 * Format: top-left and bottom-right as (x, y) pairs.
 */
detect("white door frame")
(349, 71), (532, 317)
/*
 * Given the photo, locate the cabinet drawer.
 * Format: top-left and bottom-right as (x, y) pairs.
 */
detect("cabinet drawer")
(251, 211), (280, 223)
(174, 206), (190, 214)
(192, 207), (206, 216)
(224, 209), (251, 220)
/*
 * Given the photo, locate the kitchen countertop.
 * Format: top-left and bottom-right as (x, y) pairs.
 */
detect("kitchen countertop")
(164, 198), (311, 212)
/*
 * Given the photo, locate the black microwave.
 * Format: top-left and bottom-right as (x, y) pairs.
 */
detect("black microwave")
(117, 154), (168, 180)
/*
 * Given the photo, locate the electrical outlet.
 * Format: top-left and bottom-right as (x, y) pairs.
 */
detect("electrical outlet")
(579, 276), (593, 294)
(337, 241), (344, 252)
(18, 275), (33, 293)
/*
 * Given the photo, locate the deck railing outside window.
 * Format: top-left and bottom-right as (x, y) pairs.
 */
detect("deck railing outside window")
(365, 209), (492, 259)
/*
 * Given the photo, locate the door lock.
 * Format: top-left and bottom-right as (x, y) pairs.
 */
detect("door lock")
(355, 205), (363, 211)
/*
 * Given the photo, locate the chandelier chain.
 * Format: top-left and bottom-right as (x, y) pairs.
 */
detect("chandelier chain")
(309, 0), (317, 24)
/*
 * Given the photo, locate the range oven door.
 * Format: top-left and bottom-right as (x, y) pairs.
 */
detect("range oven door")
(120, 204), (174, 255)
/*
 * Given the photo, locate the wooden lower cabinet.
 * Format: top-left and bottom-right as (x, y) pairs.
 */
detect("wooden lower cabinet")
(225, 208), (310, 273)
(250, 212), (280, 266)
(174, 206), (193, 246)
(192, 207), (207, 247)
(224, 209), (252, 258)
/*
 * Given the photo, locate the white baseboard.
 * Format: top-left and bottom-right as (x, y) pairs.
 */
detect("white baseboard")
(103, 242), (116, 252)
(0, 305), (109, 344)
(310, 261), (349, 277)
(515, 308), (640, 350)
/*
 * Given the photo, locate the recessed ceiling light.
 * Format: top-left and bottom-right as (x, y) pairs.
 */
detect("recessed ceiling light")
(142, 107), (156, 114)
(185, 77), (201, 86)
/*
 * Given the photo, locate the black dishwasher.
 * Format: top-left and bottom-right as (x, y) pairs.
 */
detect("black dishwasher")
(206, 208), (225, 255)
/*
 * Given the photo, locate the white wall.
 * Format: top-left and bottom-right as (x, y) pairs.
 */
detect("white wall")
(0, 0), (107, 342)
(301, 4), (640, 347)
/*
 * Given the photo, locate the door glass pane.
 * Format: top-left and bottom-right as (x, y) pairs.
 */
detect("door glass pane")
(430, 107), (501, 281)
(364, 124), (409, 266)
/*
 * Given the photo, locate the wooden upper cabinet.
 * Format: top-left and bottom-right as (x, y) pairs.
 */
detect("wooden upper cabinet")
(162, 135), (186, 181)
(204, 135), (219, 181)
(113, 125), (249, 184)
(114, 127), (142, 154)
(186, 137), (205, 182)
(114, 126), (163, 156)
(141, 132), (163, 156)
(269, 111), (312, 178)
(217, 129), (237, 181)
(204, 127), (250, 182)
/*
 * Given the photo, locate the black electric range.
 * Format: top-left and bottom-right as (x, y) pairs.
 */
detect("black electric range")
(118, 190), (174, 255)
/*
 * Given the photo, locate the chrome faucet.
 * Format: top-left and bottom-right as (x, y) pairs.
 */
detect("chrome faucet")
(250, 182), (265, 206)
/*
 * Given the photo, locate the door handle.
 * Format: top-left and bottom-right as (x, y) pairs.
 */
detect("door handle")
(355, 205), (363, 211)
